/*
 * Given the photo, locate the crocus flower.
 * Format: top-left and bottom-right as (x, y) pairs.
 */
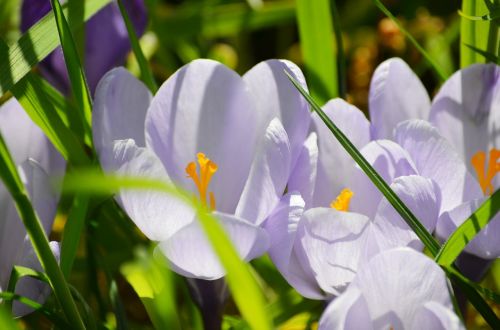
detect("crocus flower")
(20, 0), (148, 94)
(0, 98), (63, 316)
(93, 59), (311, 280)
(318, 248), (463, 330)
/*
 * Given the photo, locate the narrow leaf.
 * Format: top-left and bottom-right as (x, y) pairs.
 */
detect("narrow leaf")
(295, 0), (338, 103)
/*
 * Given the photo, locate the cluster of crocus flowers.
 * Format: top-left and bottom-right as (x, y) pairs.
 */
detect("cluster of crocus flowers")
(0, 98), (63, 316)
(20, 0), (147, 94)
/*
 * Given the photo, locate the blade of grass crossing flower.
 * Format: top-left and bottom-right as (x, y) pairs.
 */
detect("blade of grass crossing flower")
(11, 72), (91, 165)
(373, 0), (449, 81)
(0, 134), (85, 329)
(61, 171), (273, 330)
(435, 189), (500, 267)
(286, 71), (441, 255)
(295, 0), (338, 103)
(0, 0), (112, 97)
(460, 0), (490, 66)
(49, 0), (92, 135)
(117, 0), (158, 93)
(60, 195), (89, 278)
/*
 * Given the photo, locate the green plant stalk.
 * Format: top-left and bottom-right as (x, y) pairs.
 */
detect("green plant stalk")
(117, 0), (158, 93)
(374, 0), (448, 81)
(0, 134), (85, 329)
(296, 0), (338, 103)
(49, 0), (92, 135)
(286, 72), (500, 327)
(286, 71), (441, 254)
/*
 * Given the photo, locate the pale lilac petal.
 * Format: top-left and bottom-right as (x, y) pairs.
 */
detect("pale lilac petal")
(429, 64), (500, 169)
(351, 248), (453, 329)
(264, 193), (324, 299)
(12, 242), (60, 317)
(318, 288), (373, 330)
(235, 119), (291, 225)
(111, 139), (196, 241)
(93, 67), (152, 159)
(413, 301), (465, 330)
(296, 208), (374, 296)
(243, 60), (311, 165)
(369, 58), (431, 140)
(373, 175), (441, 250)
(157, 212), (269, 280)
(312, 99), (371, 207)
(145, 59), (258, 213)
(436, 198), (500, 259)
(350, 140), (417, 218)
(395, 119), (483, 213)
(287, 133), (318, 208)
(0, 98), (64, 176)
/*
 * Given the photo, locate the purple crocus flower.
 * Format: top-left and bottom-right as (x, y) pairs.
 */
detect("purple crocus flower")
(318, 248), (463, 330)
(0, 98), (63, 316)
(92, 59), (311, 280)
(20, 0), (148, 95)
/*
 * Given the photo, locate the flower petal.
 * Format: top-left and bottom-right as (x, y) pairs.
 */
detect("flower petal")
(287, 133), (318, 208)
(436, 198), (500, 259)
(413, 301), (465, 330)
(350, 140), (417, 218)
(318, 287), (373, 330)
(296, 208), (375, 296)
(351, 248), (453, 330)
(395, 119), (483, 213)
(429, 63), (500, 168)
(312, 99), (371, 207)
(369, 58), (431, 140)
(93, 67), (152, 159)
(145, 59), (258, 213)
(235, 118), (291, 225)
(243, 59), (311, 165)
(111, 139), (196, 241)
(373, 175), (441, 251)
(264, 193), (324, 299)
(157, 212), (269, 280)
(0, 98), (64, 175)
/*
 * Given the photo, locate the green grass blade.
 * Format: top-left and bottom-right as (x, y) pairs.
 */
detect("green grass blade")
(295, 0), (338, 103)
(49, 0), (92, 133)
(116, 0), (158, 93)
(61, 171), (273, 330)
(285, 71), (441, 255)
(10, 73), (91, 165)
(464, 43), (500, 64)
(0, 0), (112, 97)
(60, 195), (89, 278)
(0, 134), (85, 329)
(435, 189), (500, 267)
(0, 304), (20, 330)
(373, 0), (449, 81)
(460, 0), (491, 67)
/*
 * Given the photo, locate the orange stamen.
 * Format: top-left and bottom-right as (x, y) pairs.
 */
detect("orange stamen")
(185, 153), (218, 209)
(330, 188), (354, 211)
(471, 148), (500, 195)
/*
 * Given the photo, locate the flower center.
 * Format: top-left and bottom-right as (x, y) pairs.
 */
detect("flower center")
(185, 152), (218, 209)
(330, 188), (354, 211)
(471, 148), (500, 196)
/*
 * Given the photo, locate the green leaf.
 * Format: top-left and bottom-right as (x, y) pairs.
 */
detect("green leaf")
(373, 0), (449, 81)
(0, 133), (85, 329)
(49, 0), (92, 135)
(435, 189), (500, 267)
(61, 170), (273, 330)
(295, 0), (338, 103)
(10, 72), (91, 165)
(117, 0), (158, 93)
(60, 195), (89, 278)
(464, 43), (500, 64)
(0, 0), (112, 97)
(0, 304), (20, 330)
(285, 71), (441, 255)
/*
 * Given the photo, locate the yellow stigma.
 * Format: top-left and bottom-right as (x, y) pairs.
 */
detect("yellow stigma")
(330, 188), (354, 211)
(185, 152), (218, 209)
(471, 148), (500, 196)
